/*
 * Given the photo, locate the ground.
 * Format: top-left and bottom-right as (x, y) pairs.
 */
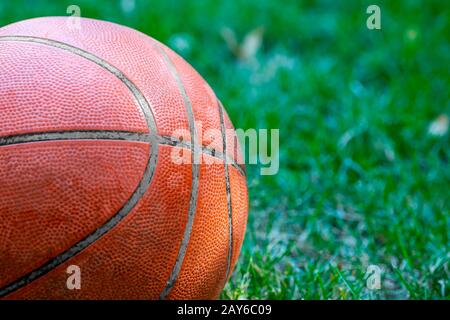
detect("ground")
(0, 0), (448, 299)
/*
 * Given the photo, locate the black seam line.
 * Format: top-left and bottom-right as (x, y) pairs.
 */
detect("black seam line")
(0, 36), (159, 298)
(154, 43), (201, 300)
(0, 131), (245, 176)
(0, 131), (151, 146)
(218, 101), (234, 281)
(157, 135), (246, 177)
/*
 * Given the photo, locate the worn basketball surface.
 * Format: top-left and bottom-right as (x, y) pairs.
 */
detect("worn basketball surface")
(0, 17), (248, 299)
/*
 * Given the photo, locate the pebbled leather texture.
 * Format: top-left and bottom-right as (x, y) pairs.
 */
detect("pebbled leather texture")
(0, 17), (248, 300)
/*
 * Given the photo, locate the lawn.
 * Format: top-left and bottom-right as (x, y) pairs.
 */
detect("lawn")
(0, 0), (448, 299)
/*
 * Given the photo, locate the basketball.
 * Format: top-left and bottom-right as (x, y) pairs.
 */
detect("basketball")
(0, 17), (248, 299)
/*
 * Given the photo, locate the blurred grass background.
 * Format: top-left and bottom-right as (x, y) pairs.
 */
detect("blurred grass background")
(0, 0), (448, 299)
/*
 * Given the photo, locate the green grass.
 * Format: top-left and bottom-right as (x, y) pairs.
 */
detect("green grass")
(1, 0), (448, 299)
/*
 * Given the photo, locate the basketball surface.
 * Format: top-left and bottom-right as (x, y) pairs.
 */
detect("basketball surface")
(0, 17), (248, 299)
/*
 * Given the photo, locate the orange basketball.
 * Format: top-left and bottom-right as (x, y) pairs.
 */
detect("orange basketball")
(0, 17), (248, 299)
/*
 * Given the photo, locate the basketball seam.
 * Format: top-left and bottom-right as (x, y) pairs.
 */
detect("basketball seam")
(218, 100), (234, 281)
(157, 135), (246, 176)
(0, 36), (159, 298)
(0, 131), (245, 176)
(0, 130), (150, 145)
(152, 44), (201, 300)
